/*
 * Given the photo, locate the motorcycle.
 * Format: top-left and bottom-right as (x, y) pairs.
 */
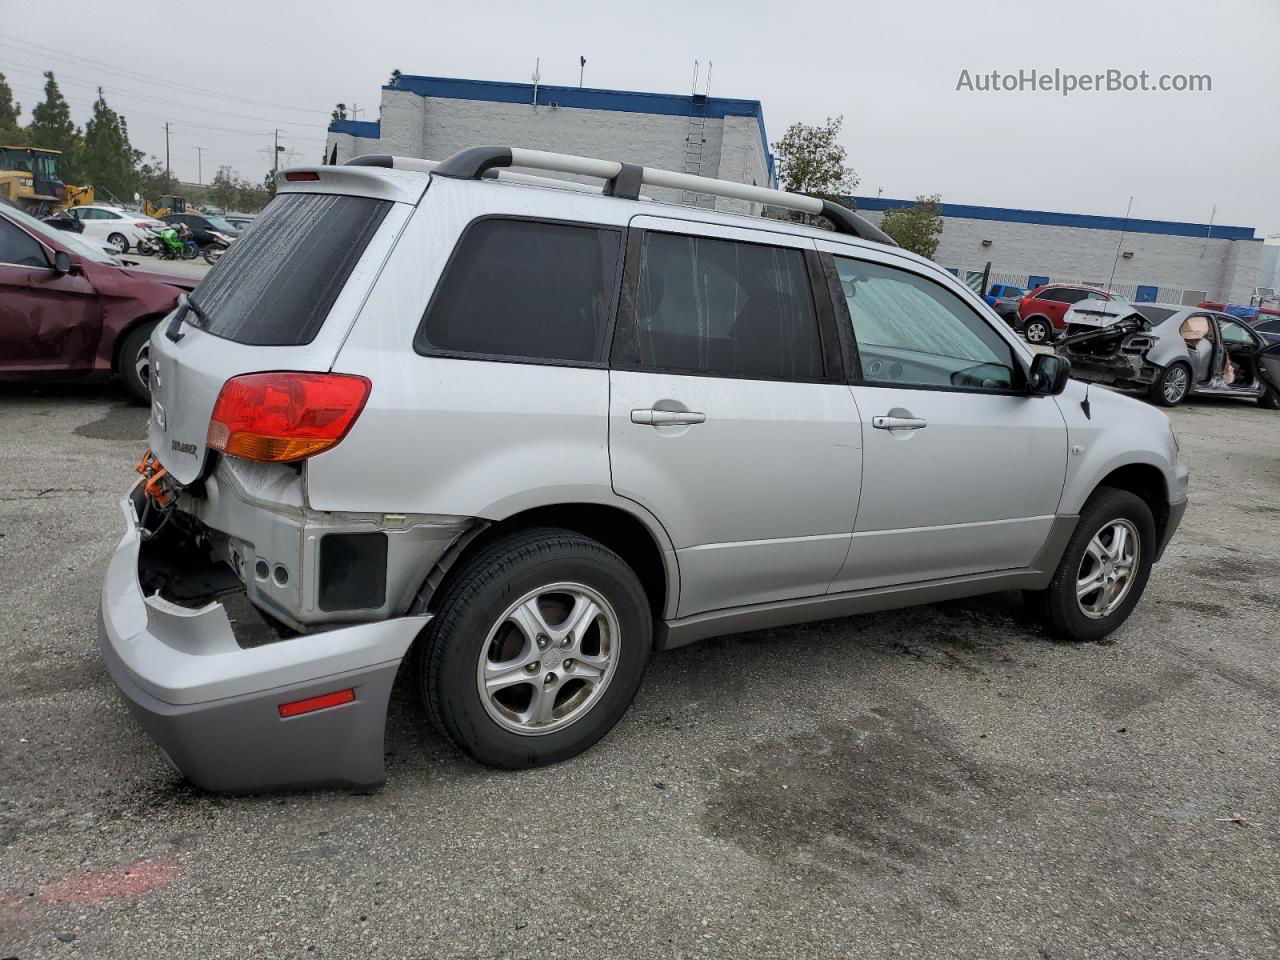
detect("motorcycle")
(201, 230), (234, 266)
(156, 223), (199, 261)
(136, 224), (165, 256)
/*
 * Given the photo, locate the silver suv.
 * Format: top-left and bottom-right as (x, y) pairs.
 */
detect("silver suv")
(99, 146), (1188, 792)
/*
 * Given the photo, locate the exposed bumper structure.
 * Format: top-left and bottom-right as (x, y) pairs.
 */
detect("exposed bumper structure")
(99, 493), (430, 792)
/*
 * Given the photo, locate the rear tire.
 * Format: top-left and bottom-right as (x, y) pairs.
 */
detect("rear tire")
(1025, 488), (1156, 643)
(1259, 388), (1280, 410)
(117, 319), (158, 403)
(1149, 362), (1191, 406)
(107, 232), (129, 255)
(1024, 318), (1051, 344)
(418, 527), (652, 769)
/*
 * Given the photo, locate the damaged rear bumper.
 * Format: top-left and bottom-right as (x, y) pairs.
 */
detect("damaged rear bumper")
(99, 491), (430, 793)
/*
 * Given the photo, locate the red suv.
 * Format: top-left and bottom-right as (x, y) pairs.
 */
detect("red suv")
(0, 200), (197, 400)
(1016, 284), (1117, 345)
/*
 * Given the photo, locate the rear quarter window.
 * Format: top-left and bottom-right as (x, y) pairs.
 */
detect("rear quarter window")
(415, 218), (623, 364)
(190, 193), (391, 346)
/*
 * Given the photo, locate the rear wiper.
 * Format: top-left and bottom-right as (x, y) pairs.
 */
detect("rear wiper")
(165, 293), (211, 343)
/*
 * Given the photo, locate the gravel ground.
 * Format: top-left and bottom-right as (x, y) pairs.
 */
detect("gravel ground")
(0, 382), (1277, 959)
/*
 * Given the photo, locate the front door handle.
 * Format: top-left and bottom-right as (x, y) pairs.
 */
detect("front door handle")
(631, 409), (707, 426)
(872, 415), (927, 431)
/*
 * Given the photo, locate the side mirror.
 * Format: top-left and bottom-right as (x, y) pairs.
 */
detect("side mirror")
(52, 250), (72, 275)
(1027, 353), (1071, 396)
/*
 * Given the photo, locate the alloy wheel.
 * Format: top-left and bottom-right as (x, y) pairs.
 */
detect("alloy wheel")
(135, 340), (151, 392)
(1026, 321), (1048, 344)
(1163, 367), (1189, 404)
(1076, 519), (1140, 619)
(475, 582), (620, 736)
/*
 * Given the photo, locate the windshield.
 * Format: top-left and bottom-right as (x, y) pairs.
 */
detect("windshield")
(2, 202), (118, 263)
(204, 215), (238, 232)
(1135, 305), (1178, 324)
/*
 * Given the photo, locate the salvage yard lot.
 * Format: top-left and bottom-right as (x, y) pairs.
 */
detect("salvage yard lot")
(1, 385), (1277, 959)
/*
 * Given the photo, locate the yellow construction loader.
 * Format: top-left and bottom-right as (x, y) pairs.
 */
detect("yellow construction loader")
(0, 145), (94, 214)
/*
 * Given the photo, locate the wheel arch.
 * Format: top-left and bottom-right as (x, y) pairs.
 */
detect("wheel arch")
(110, 312), (166, 377)
(1092, 463), (1170, 550)
(417, 500), (679, 629)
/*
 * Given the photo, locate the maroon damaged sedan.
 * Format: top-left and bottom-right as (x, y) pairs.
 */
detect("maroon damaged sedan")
(0, 201), (197, 401)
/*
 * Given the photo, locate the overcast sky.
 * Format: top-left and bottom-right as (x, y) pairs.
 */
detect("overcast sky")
(4, 0), (1277, 234)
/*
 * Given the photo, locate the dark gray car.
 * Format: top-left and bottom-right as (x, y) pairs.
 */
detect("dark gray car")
(1057, 302), (1280, 407)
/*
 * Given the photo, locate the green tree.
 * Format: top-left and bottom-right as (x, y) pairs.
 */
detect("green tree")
(331, 102), (348, 123)
(771, 116), (858, 207)
(208, 165), (239, 210)
(80, 88), (137, 201)
(135, 156), (180, 203)
(879, 194), (944, 260)
(0, 73), (23, 143)
(261, 169), (277, 201)
(28, 71), (81, 180)
(389, 68), (402, 86)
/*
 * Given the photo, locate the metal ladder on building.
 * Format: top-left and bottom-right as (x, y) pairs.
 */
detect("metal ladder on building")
(679, 111), (714, 209)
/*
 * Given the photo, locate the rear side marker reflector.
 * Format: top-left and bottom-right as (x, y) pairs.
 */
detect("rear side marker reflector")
(284, 171), (321, 182)
(278, 688), (356, 718)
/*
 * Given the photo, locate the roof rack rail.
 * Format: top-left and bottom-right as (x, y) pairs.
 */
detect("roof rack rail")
(341, 154), (615, 196)
(346, 147), (895, 246)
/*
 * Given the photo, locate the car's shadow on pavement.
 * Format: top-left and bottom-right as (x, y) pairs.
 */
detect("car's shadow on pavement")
(381, 589), (1060, 776)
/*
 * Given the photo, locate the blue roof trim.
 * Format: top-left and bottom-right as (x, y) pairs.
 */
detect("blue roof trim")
(852, 196), (1256, 240)
(328, 73), (777, 186)
(328, 118), (380, 138)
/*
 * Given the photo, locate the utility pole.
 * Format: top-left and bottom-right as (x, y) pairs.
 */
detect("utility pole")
(195, 146), (205, 185)
(164, 122), (171, 176)
(351, 103), (363, 121)
(579, 56), (586, 88)
(272, 129), (285, 176)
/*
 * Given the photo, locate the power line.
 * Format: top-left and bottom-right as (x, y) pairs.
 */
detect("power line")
(0, 58), (325, 132)
(0, 34), (330, 117)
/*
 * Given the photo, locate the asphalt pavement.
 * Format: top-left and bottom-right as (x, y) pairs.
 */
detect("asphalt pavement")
(0, 383), (1277, 959)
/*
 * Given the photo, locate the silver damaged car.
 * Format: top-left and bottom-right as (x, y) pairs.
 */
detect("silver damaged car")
(1057, 300), (1280, 407)
(100, 146), (1190, 792)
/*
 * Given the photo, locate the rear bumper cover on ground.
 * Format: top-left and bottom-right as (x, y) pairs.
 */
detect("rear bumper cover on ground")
(99, 493), (430, 793)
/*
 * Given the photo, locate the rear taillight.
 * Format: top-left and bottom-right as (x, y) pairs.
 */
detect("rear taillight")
(134, 221), (150, 228)
(207, 372), (371, 463)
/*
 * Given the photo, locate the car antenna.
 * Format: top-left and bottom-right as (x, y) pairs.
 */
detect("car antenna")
(1081, 381), (1092, 420)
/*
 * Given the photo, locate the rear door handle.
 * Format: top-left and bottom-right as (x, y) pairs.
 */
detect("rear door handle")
(631, 409), (707, 426)
(872, 415), (927, 431)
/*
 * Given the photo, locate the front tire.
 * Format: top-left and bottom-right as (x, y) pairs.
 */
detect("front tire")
(1024, 318), (1052, 344)
(1150, 362), (1191, 406)
(116, 319), (158, 403)
(419, 528), (652, 769)
(1026, 488), (1156, 642)
(1259, 388), (1280, 410)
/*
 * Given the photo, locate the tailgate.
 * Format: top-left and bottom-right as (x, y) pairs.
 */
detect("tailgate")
(145, 187), (412, 485)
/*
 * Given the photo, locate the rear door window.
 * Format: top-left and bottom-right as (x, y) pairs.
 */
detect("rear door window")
(190, 192), (391, 346)
(416, 218), (623, 364)
(614, 231), (827, 381)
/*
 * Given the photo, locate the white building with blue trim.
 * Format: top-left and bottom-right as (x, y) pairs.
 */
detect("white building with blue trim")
(852, 198), (1262, 306)
(325, 73), (1262, 304)
(324, 74), (775, 214)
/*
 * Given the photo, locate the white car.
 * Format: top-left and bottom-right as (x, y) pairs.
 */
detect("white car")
(68, 204), (164, 255)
